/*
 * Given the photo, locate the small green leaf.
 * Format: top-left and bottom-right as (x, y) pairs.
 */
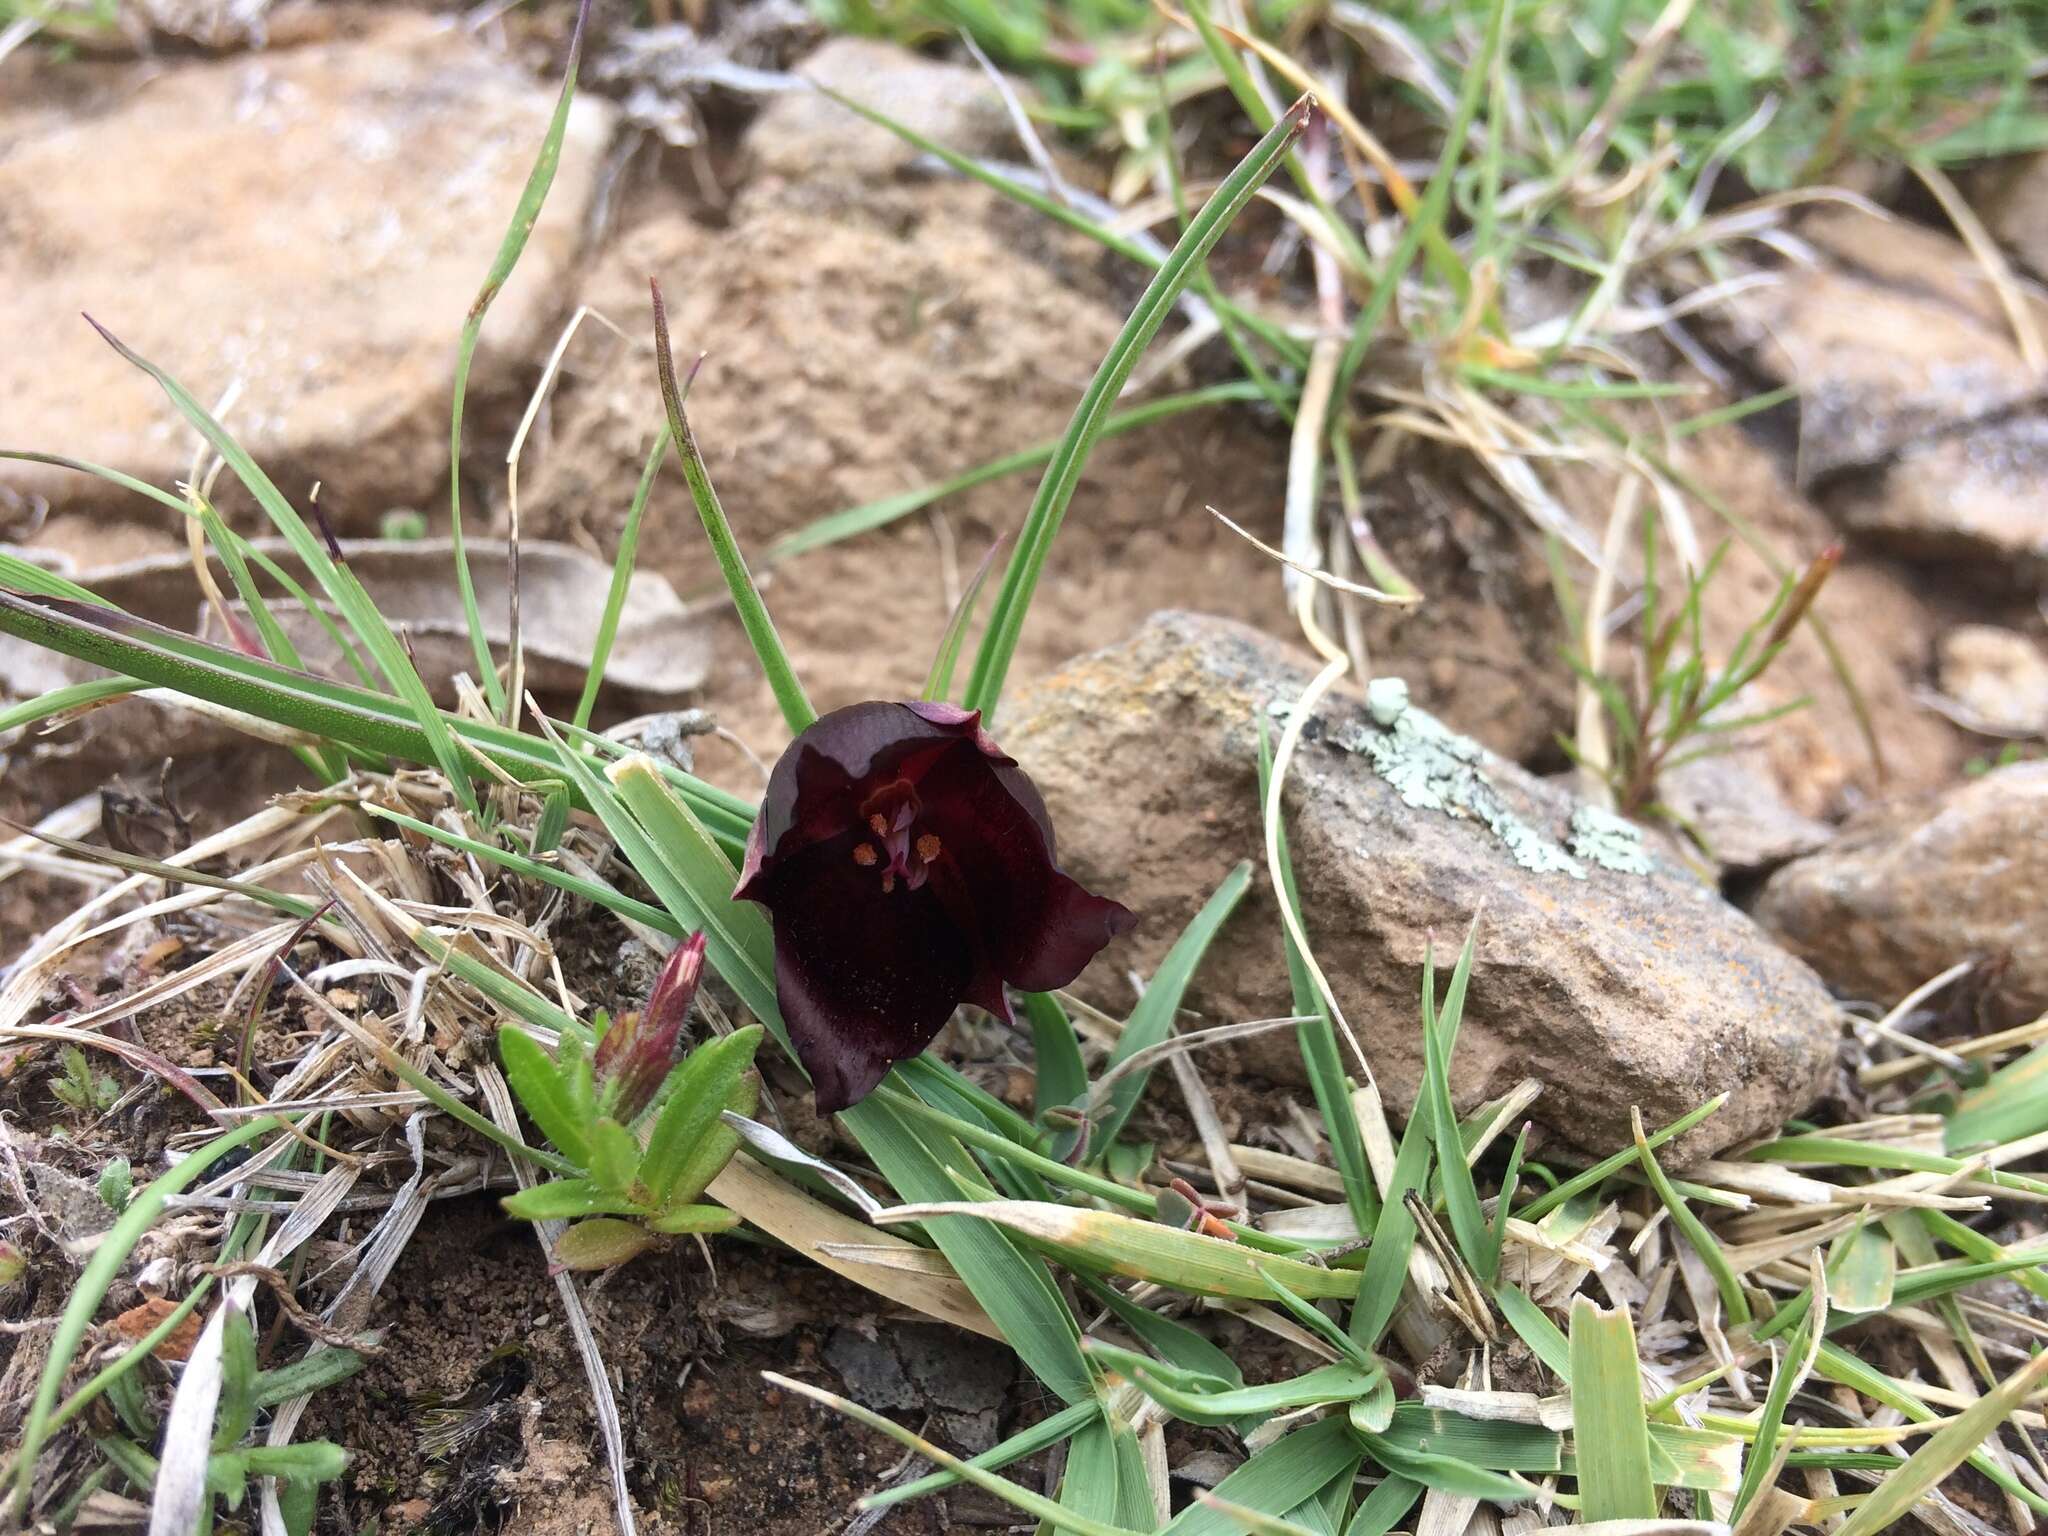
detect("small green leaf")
(1352, 1427), (1532, 1503)
(252, 1349), (365, 1411)
(213, 1304), (258, 1452)
(496, 1027), (591, 1168)
(642, 1025), (764, 1207)
(645, 1203), (740, 1235)
(501, 1178), (649, 1222)
(552, 1218), (659, 1271)
(1825, 1219), (1896, 1316)
(587, 1118), (640, 1197)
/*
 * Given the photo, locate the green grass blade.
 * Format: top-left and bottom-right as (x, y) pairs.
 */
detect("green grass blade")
(1826, 1219), (1896, 1316)
(1094, 861), (1252, 1152)
(0, 677), (140, 735)
(1832, 1352), (2048, 1536)
(1947, 1040), (2048, 1149)
(1632, 1107), (1750, 1324)
(962, 96), (1311, 715)
(1567, 1297), (1657, 1521)
(1342, 1474), (1420, 1536)
(651, 283), (815, 735)
(0, 586), (752, 849)
(1024, 990), (1088, 1128)
(1258, 721), (1376, 1233)
(768, 383), (1264, 565)
(1422, 926), (1492, 1279)
(1347, 1089), (1433, 1349)
(922, 536), (1004, 704)
(860, 1399), (1097, 1512)
(1517, 1094), (1725, 1222)
(361, 804), (678, 935)
(770, 1374), (1137, 1536)
(449, 0), (594, 718)
(1160, 1417), (1359, 1536)
(882, 1198), (1356, 1300)
(818, 88), (1305, 368)
(574, 425), (668, 730)
(82, 321), (480, 810)
(1729, 1286), (1825, 1525)
(1495, 1281), (1571, 1380)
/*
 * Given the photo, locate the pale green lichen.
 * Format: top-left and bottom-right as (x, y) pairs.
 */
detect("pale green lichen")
(1338, 679), (1586, 878)
(1569, 804), (1655, 874)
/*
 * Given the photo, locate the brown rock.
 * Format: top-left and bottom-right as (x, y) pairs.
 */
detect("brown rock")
(1973, 152), (2048, 283)
(1757, 763), (2048, 1021)
(1704, 209), (2046, 479)
(1657, 753), (1834, 874)
(1936, 625), (2048, 737)
(0, 15), (616, 527)
(1004, 611), (1841, 1162)
(1830, 415), (2048, 578)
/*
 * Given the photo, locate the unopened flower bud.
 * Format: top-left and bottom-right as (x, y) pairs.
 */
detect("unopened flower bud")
(596, 931), (707, 1122)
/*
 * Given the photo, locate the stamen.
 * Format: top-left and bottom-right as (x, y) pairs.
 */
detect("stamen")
(869, 813), (889, 836)
(881, 872), (897, 894)
(852, 843), (878, 867)
(915, 833), (941, 862)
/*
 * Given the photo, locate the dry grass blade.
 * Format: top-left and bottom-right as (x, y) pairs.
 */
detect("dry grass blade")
(707, 1155), (1002, 1340)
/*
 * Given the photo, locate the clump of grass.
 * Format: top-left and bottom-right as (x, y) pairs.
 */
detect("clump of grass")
(1555, 494), (1842, 825)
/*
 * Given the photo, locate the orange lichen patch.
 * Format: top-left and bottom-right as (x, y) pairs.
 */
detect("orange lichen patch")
(109, 1296), (202, 1361)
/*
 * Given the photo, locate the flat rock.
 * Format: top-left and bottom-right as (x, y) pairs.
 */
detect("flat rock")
(0, 15), (615, 526)
(1003, 611), (1842, 1163)
(744, 35), (1011, 185)
(1829, 415), (2048, 579)
(1936, 624), (2048, 737)
(1704, 209), (2046, 479)
(1757, 763), (2048, 1022)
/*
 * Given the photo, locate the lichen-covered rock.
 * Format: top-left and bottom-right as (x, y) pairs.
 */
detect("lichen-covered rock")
(0, 14), (616, 526)
(1002, 612), (1842, 1163)
(1757, 763), (2048, 1023)
(1702, 209), (2047, 480)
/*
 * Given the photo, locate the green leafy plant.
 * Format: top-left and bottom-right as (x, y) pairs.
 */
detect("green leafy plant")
(50, 1044), (119, 1118)
(496, 932), (765, 1269)
(93, 1303), (359, 1536)
(1559, 518), (1841, 824)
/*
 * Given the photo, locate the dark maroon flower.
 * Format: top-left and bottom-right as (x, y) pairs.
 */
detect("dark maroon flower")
(736, 701), (1134, 1113)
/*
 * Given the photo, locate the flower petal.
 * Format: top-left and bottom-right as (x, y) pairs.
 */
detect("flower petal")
(915, 742), (1135, 992)
(740, 702), (974, 893)
(756, 830), (976, 1113)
